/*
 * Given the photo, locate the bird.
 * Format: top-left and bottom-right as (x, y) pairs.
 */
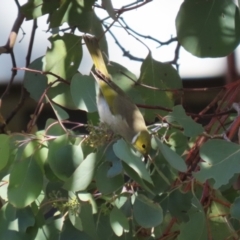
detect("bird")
(83, 35), (151, 156)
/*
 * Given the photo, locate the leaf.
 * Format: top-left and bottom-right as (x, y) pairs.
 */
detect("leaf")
(49, 0), (95, 28)
(194, 139), (240, 189)
(176, 0), (240, 57)
(47, 82), (78, 109)
(78, 193), (98, 214)
(23, 56), (48, 102)
(154, 137), (187, 172)
(0, 174), (9, 201)
(60, 219), (90, 240)
(54, 145), (84, 180)
(178, 197), (208, 240)
(230, 197), (240, 220)
(45, 118), (66, 136)
(16, 207), (35, 232)
(21, 0), (59, 19)
(105, 144), (123, 178)
(0, 203), (21, 240)
(8, 157), (43, 208)
(34, 215), (63, 240)
(0, 134), (10, 170)
(160, 190), (192, 221)
(82, 11), (108, 55)
(44, 34), (82, 83)
(50, 102), (69, 121)
(133, 194), (163, 228)
(107, 62), (143, 106)
(102, 0), (116, 20)
(63, 153), (97, 191)
(47, 134), (71, 180)
(138, 53), (182, 120)
(79, 203), (98, 240)
(113, 139), (153, 184)
(165, 105), (204, 137)
(110, 207), (129, 237)
(70, 73), (97, 112)
(122, 162), (155, 194)
(95, 162), (124, 195)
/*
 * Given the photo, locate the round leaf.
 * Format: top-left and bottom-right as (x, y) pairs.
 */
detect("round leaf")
(176, 0), (240, 57)
(63, 153), (97, 191)
(52, 144), (83, 181)
(8, 157), (43, 208)
(110, 207), (129, 237)
(95, 162), (124, 195)
(23, 56), (48, 102)
(70, 73), (97, 112)
(133, 194), (163, 228)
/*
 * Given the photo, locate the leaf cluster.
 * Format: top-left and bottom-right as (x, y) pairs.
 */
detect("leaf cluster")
(1, 0), (240, 239)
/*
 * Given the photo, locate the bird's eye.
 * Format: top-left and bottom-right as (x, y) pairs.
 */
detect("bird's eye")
(142, 144), (146, 149)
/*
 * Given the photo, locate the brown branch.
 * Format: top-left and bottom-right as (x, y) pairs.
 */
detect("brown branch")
(13, 67), (70, 84)
(4, 19), (39, 127)
(118, 0), (153, 14)
(0, 11), (25, 54)
(26, 19), (37, 66)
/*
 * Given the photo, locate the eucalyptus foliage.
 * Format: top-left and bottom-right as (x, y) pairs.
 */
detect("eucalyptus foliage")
(1, 1), (240, 239)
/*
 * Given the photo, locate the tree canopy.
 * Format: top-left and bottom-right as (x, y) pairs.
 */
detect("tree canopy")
(1, 1), (240, 239)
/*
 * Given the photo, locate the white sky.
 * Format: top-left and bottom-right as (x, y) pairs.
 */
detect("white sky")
(0, 0), (233, 83)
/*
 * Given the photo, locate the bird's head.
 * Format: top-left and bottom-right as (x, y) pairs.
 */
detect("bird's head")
(132, 130), (151, 156)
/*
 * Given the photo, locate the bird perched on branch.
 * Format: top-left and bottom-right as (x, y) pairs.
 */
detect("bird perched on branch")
(83, 35), (151, 156)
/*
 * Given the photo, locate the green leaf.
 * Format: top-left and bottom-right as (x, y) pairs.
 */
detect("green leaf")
(122, 162), (155, 194)
(47, 134), (70, 180)
(165, 105), (204, 137)
(49, 0), (95, 28)
(160, 190), (192, 221)
(194, 139), (240, 189)
(0, 203), (21, 240)
(167, 130), (189, 156)
(53, 144), (84, 181)
(60, 219), (90, 240)
(45, 118), (66, 136)
(154, 137), (187, 172)
(230, 197), (240, 220)
(21, 0), (59, 19)
(133, 194), (163, 228)
(95, 162), (124, 195)
(105, 144), (123, 178)
(79, 11), (108, 55)
(16, 207), (35, 232)
(8, 157), (43, 208)
(102, 0), (116, 20)
(23, 56), (48, 102)
(63, 153), (97, 191)
(110, 207), (129, 237)
(51, 102), (69, 120)
(44, 34), (82, 83)
(0, 134), (10, 170)
(138, 53), (182, 120)
(34, 215), (63, 240)
(47, 82), (78, 109)
(107, 62), (143, 106)
(79, 203), (98, 240)
(176, 0), (240, 57)
(113, 139), (153, 184)
(70, 73), (97, 112)
(0, 174), (9, 201)
(178, 197), (208, 240)
(78, 193), (98, 214)
(209, 221), (236, 240)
